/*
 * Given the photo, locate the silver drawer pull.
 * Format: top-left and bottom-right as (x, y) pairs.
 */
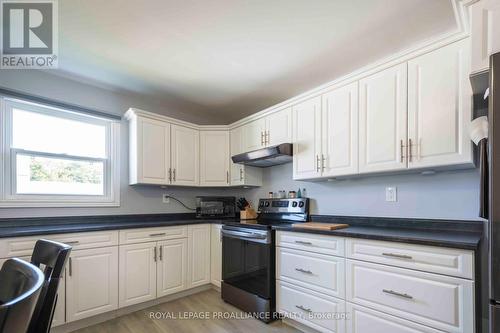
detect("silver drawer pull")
(382, 289), (413, 300)
(64, 241), (79, 245)
(295, 240), (312, 245)
(149, 233), (166, 237)
(295, 305), (312, 313)
(295, 268), (313, 275)
(382, 252), (413, 260)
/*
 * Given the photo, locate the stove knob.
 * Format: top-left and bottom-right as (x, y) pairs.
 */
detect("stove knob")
(264, 201), (270, 207)
(259, 201), (264, 207)
(292, 201), (298, 208)
(299, 201), (305, 208)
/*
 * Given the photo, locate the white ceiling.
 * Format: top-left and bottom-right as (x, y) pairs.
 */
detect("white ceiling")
(54, 0), (457, 123)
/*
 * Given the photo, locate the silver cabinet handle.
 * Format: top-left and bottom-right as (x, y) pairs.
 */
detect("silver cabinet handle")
(400, 140), (405, 163)
(295, 240), (312, 245)
(226, 171), (229, 184)
(408, 139), (413, 162)
(168, 168), (172, 182)
(265, 130), (269, 145)
(173, 169), (176, 181)
(261, 131), (265, 146)
(382, 252), (413, 260)
(159, 246), (163, 261)
(321, 154), (326, 172)
(65, 241), (79, 245)
(382, 289), (413, 300)
(149, 233), (166, 237)
(316, 155), (321, 172)
(154, 246), (157, 262)
(239, 168), (243, 181)
(68, 257), (73, 277)
(295, 305), (312, 313)
(295, 268), (313, 275)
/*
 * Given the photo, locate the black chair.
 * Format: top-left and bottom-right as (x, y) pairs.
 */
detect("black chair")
(28, 239), (72, 333)
(0, 258), (44, 333)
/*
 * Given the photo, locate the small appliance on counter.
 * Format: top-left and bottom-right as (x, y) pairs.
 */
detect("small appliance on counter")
(221, 197), (309, 322)
(195, 196), (236, 219)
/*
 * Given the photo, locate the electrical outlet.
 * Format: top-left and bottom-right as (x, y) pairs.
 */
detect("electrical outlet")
(162, 194), (170, 204)
(385, 187), (397, 202)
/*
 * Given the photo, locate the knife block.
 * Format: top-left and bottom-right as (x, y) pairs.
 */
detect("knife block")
(240, 207), (258, 220)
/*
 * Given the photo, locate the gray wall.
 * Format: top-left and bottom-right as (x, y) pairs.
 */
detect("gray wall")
(247, 163), (481, 221)
(0, 71), (481, 221)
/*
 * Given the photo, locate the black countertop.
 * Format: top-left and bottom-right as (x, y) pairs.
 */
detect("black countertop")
(0, 213), (483, 250)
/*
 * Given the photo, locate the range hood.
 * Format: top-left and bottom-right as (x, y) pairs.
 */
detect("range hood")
(231, 143), (293, 167)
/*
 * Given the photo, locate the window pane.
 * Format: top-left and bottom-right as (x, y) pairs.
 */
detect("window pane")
(16, 154), (104, 195)
(12, 108), (107, 158)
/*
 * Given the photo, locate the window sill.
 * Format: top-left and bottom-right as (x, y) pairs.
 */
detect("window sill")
(0, 199), (120, 208)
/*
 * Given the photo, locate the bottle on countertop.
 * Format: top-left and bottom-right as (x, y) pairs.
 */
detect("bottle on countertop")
(297, 188), (302, 198)
(302, 188), (307, 198)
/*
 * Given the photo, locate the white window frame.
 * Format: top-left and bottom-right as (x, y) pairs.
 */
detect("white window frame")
(0, 97), (120, 207)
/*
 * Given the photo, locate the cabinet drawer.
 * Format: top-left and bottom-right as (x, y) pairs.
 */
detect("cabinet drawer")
(277, 247), (345, 298)
(346, 260), (474, 333)
(278, 281), (346, 333)
(119, 226), (187, 244)
(276, 231), (345, 256)
(346, 302), (443, 333)
(0, 231), (119, 258)
(345, 238), (474, 279)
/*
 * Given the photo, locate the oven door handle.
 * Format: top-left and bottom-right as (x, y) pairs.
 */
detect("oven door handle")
(221, 229), (267, 240)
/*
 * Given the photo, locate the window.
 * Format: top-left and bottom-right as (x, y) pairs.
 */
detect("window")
(0, 98), (120, 207)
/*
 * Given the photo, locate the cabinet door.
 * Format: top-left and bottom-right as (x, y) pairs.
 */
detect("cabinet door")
(200, 131), (230, 186)
(66, 247), (118, 322)
(359, 63), (408, 173)
(242, 118), (266, 152)
(408, 40), (473, 169)
(471, 0), (500, 73)
(134, 117), (170, 185)
(292, 96), (322, 180)
(118, 242), (157, 308)
(266, 107), (292, 146)
(171, 124), (199, 186)
(322, 82), (359, 177)
(210, 224), (222, 287)
(230, 126), (262, 186)
(157, 238), (188, 297)
(187, 224), (211, 288)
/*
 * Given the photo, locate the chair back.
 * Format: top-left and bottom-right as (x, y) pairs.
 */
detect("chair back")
(0, 258), (44, 333)
(28, 239), (72, 333)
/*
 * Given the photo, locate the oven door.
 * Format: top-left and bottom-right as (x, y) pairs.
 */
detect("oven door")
(221, 226), (273, 300)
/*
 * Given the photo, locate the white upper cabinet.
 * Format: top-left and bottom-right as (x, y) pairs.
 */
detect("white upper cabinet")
(129, 117), (170, 185)
(229, 126), (262, 186)
(407, 40), (473, 169)
(242, 118), (266, 152)
(471, 0), (500, 74)
(171, 124), (199, 186)
(359, 63), (408, 174)
(265, 107), (292, 146)
(321, 82), (359, 177)
(292, 96), (322, 180)
(199, 131), (230, 186)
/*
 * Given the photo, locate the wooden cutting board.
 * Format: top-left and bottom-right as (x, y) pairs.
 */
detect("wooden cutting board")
(292, 222), (349, 231)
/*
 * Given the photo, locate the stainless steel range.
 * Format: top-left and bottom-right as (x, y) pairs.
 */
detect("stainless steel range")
(221, 198), (309, 322)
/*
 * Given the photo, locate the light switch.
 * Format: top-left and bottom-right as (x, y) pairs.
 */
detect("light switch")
(385, 187), (397, 202)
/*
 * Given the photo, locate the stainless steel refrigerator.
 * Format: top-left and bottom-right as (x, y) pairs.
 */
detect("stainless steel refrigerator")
(489, 52), (500, 332)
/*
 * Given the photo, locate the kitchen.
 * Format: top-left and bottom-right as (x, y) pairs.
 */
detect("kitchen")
(0, 0), (498, 332)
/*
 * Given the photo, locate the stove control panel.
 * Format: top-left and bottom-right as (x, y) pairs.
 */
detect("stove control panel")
(258, 198), (309, 215)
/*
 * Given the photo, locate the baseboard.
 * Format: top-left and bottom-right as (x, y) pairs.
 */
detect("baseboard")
(282, 318), (320, 333)
(52, 284), (214, 333)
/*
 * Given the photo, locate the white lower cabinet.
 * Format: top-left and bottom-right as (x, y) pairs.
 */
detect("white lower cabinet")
(346, 303), (443, 333)
(157, 238), (188, 297)
(278, 280), (346, 333)
(210, 224), (222, 287)
(66, 246), (119, 322)
(187, 224), (211, 288)
(276, 231), (475, 333)
(118, 242), (157, 307)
